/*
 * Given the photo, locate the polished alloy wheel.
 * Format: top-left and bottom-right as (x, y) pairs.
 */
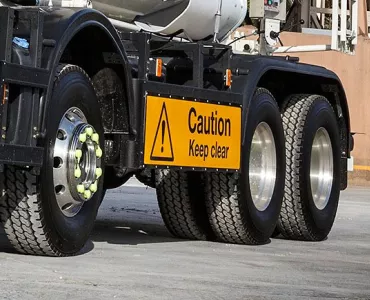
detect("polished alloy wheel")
(249, 122), (277, 212)
(310, 127), (334, 210)
(53, 107), (103, 217)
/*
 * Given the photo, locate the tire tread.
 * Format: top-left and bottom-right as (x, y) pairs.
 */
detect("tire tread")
(156, 170), (210, 240)
(0, 166), (60, 256)
(0, 64), (95, 257)
(278, 94), (335, 241)
(205, 172), (260, 245)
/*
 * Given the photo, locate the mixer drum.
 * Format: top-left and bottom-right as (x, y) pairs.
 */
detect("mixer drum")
(92, 0), (247, 41)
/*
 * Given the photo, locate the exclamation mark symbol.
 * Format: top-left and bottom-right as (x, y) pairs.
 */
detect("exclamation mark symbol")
(161, 120), (165, 153)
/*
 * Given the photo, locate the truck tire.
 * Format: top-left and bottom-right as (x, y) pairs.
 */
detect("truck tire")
(155, 170), (213, 240)
(204, 88), (286, 245)
(0, 64), (105, 256)
(277, 94), (341, 241)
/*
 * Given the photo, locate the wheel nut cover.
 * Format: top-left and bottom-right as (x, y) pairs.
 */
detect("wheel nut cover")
(96, 146), (103, 158)
(89, 181), (98, 193)
(91, 133), (99, 142)
(95, 168), (102, 179)
(85, 127), (93, 136)
(75, 149), (82, 159)
(79, 133), (87, 143)
(74, 129), (102, 200)
(54, 107), (103, 218)
(74, 167), (82, 179)
(77, 184), (85, 193)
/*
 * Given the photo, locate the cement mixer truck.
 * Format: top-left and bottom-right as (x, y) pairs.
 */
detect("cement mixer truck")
(0, 0), (354, 256)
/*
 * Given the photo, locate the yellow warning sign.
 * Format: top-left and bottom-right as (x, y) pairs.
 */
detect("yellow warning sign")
(150, 102), (174, 162)
(144, 96), (241, 170)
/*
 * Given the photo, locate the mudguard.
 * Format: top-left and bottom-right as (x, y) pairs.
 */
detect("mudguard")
(230, 54), (351, 156)
(15, 7), (135, 135)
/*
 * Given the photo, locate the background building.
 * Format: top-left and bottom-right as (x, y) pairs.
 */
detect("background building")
(238, 0), (370, 186)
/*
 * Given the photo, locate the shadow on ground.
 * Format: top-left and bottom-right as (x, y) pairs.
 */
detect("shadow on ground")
(0, 213), (272, 256)
(90, 219), (184, 246)
(90, 218), (273, 247)
(0, 219), (182, 256)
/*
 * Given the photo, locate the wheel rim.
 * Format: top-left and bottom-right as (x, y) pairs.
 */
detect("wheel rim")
(310, 127), (333, 210)
(249, 122), (277, 212)
(53, 107), (103, 217)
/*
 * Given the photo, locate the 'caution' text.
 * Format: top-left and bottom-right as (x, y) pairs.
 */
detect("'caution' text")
(188, 107), (231, 137)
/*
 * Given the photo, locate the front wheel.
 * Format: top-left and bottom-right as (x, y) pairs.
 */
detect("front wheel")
(0, 64), (105, 256)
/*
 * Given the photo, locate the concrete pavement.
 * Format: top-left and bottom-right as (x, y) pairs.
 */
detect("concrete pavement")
(0, 178), (369, 299)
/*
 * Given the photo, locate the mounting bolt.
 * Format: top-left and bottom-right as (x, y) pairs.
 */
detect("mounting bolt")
(1, 134), (5, 139)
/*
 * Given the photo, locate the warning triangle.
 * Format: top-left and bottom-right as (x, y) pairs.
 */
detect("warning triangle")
(150, 102), (175, 162)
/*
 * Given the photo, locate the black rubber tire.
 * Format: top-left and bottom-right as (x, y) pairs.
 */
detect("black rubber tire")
(271, 226), (280, 238)
(277, 94), (341, 241)
(0, 64), (105, 256)
(204, 88), (286, 245)
(155, 170), (213, 240)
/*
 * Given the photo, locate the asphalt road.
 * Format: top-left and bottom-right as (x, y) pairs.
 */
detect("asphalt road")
(0, 178), (369, 300)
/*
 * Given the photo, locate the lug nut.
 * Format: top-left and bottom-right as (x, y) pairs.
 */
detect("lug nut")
(74, 167), (82, 178)
(77, 184), (85, 194)
(95, 168), (102, 179)
(79, 133), (87, 143)
(96, 146), (103, 158)
(83, 190), (91, 199)
(90, 182), (98, 193)
(92, 133), (99, 143)
(75, 149), (82, 159)
(85, 127), (93, 136)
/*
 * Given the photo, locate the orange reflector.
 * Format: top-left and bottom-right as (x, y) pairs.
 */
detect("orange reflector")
(156, 59), (163, 77)
(2, 83), (8, 105)
(225, 69), (232, 87)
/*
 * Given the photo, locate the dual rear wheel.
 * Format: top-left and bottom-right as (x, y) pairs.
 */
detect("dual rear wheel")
(157, 89), (341, 245)
(277, 94), (340, 241)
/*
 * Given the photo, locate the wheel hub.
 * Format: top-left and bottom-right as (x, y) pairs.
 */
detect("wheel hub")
(53, 107), (103, 217)
(249, 122), (277, 212)
(310, 127), (333, 210)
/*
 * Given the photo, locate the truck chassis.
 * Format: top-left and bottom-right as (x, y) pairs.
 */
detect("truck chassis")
(0, 6), (353, 256)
